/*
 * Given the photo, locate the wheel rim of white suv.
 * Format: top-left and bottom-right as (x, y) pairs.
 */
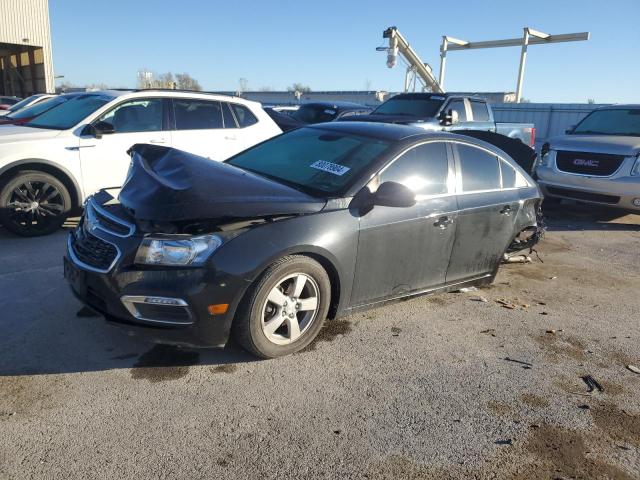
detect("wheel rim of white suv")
(6, 180), (65, 231)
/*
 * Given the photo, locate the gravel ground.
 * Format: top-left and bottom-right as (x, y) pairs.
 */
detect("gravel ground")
(1, 204), (639, 480)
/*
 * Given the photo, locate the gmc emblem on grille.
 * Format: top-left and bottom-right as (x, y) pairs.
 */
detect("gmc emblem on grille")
(573, 158), (599, 168)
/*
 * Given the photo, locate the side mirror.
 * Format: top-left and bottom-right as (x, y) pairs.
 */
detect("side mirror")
(565, 125), (575, 134)
(373, 181), (416, 208)
(91, 120), (115, 139)
(439, 109), (459, 126)
(449, 110), (460, 125)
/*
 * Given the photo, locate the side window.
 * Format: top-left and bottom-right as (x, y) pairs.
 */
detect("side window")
(470, 101), (490, 121)
(97, 98), (163, 133)
(446, 100), (467, 122)
(230, 103), (258, 127)
(174, 99), (223, 130)
(381, 142), (449, 196)
(456, 144), (501, 192)
(221, 102), (238, 128)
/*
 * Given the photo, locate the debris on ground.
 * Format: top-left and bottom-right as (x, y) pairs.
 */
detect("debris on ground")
(496, 299), (517, 309)
(549, 276), (558, 280)
(390, 327), (401, 337)
(626, 365), (640, 374)
(580, 375), (604, 393)
(502, 253), (532, 264)
(540, 312), (549, 315)
(577, 404), (590, 410)
(459, 287), (478, 293)
(546, 329), (556, 334)
(504, 357), (533, 369)
(480, 329), (496, 337)
(472, 296), (489, 303)
(494, 439), (513, 446)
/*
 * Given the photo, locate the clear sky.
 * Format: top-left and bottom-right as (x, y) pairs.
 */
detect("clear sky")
(49, 0), (639, 103)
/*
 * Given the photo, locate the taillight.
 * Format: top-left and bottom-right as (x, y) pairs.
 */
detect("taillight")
(530, 127), (536, 148)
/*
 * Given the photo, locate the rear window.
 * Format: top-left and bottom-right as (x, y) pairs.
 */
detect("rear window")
(372, 98), (444, 117)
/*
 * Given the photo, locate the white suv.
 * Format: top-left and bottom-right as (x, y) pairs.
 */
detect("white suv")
(0, 90), (281, 236)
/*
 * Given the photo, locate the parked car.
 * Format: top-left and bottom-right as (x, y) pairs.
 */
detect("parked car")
(0, 96), (22, 111)
(0, 94), (55, 117)
(346, 93), (536, 147)
(263, 106), (304, 132)
(0, 89), (282, 236)
(266, 101), (371, 132)
(0, 93), (79, 126)
(536, 104), (640, 212)
(64, 122), (542, 358)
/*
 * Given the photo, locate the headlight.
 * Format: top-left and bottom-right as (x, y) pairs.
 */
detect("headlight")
(135, 234), (223, 266)
(631, 155), (640, 176)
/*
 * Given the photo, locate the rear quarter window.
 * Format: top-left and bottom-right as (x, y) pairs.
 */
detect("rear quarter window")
(230, 103), (258, 127)
(456, 144), (501, 191)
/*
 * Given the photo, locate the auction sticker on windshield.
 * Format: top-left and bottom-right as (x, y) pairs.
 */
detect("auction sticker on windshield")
(310, 160), (350, 176)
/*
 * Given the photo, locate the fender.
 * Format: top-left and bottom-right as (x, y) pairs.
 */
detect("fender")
(0, 158), (84, 207)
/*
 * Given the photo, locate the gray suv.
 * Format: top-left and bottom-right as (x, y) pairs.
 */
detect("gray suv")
(536, 105), (640, 212)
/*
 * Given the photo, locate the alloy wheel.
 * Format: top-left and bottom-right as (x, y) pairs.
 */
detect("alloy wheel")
(6, 180), (65, 232)
(261, 273), (320, 345)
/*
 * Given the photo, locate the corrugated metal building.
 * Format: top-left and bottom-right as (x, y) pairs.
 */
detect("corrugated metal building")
(0, 0), (55, 96)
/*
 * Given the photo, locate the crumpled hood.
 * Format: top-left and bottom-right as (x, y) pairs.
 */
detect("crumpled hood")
(0, 125), (62, 143)
(118, 144), (327, 222)
(550, 134), (640, 156)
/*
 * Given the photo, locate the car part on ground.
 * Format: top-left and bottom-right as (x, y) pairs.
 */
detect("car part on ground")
(535, 105), (640, 213)
(0, 89), (282, 236)
(64, 122), (542, 357)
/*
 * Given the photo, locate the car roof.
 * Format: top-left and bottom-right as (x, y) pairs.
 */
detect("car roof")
(300, 101), (369, 110)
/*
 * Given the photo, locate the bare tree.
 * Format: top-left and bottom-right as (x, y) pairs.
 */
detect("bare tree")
(287, 83), (311, 93)
(175, 73), (201, 91)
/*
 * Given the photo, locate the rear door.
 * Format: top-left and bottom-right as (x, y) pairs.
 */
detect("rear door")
(350, 141), (457, 305)
(170, 98), (236, 161)
(445, 142), (522, 283)
(79, 97), (167, 195)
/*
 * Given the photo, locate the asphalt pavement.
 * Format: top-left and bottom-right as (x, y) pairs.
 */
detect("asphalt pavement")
(1, 204), (639, 479)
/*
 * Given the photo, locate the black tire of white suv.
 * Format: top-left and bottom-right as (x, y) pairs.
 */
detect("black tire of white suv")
(0, 171), (72, 237)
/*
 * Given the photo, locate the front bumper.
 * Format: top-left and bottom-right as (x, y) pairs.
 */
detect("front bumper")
(536, 165), (640, 212)
(64, 219), (251, 348)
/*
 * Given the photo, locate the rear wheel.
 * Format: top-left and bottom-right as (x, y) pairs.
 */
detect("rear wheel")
(0, 171), (71, 236)
(234, 255), (331, 358)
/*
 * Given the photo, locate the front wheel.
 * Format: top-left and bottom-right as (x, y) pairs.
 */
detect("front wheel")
(0, 171), (71, 237)
(234, 255), (331, 358)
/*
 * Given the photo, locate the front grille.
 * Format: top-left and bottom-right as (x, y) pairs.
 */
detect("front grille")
(86, 200), (135, 237)
(547, 186), (620, 204)
(556, 151), (625, 176)
(70, 227), (118, 271)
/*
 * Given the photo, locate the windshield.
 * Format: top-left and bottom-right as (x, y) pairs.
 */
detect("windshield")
(372, 98), (444, 117)
(572, 108), (640, 136)
(8, 96), (66, 120)
(25, 94), (113, 130)
(7, 95), (42, 113)
(227, 127), (392, 196)
(290, 105), (339, 124)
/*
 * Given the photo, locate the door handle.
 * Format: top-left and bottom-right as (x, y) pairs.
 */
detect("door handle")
(149, 139), (166, 144)
(224, 135), (237, 140)
(433, 216), (453, 229)
(500, 205), (512, 215)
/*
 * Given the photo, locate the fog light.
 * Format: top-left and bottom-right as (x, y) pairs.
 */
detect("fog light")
(633, 198), (640, 207)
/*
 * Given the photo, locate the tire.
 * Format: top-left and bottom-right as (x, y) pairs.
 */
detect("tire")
(233, 255), (331, 358)
(0, 171), (72, 237)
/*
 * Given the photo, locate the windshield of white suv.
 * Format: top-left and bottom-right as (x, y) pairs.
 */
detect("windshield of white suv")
(372, 97), (444, 117)
(572, 108), (640, 136)
(25, 94), (113, 130)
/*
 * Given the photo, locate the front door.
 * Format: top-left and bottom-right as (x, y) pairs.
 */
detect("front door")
(350, 141), (458, 306)
(79, 98), (167, 195)
(445, 142), (521, 282)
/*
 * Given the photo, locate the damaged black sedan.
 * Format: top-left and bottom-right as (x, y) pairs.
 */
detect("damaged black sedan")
(64, 122), (541, 358)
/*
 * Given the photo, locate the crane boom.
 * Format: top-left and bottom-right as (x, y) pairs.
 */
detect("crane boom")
(382, 27), (444, 93)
